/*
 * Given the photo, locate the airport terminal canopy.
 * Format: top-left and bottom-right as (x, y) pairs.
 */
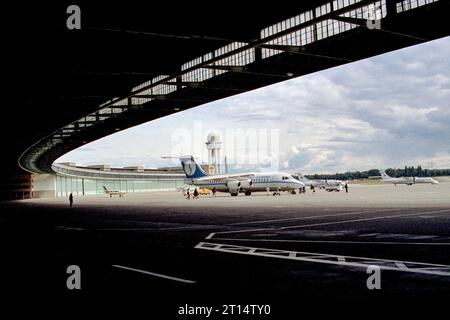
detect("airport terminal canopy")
(3, 0), (449, 181)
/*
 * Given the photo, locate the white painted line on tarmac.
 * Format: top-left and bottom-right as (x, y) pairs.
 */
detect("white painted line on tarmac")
(195, 242), (450, 277)
(279, 209), (450, 231)
(205, 209), (450, 240)
(112, 265), (196, 284)
(159, 225), (220, 231)
(211, 237), (450, 246)
(227, 208), (403, 226)
(96, 225), (219, 232)
(206, 233), (215, 240)
(395, 262), (408, 270)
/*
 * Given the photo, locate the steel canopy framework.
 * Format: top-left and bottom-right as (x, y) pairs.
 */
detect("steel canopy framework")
(12, 0), (450, 174)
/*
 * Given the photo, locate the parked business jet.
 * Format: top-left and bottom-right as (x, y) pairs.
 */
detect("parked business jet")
(180, 156), (305, 196)
(380, 171), (439, 186)
(294, 174), (345, 191)
(103, 186), (126, 197)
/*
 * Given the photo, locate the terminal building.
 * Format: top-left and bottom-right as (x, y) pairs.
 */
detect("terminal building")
(19, 132), (221, 199)
(29, 162), (187, 198)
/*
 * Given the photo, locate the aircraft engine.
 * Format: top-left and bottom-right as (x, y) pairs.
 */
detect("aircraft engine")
(239, 179), (253, 190)
(225, 180), (241, 195)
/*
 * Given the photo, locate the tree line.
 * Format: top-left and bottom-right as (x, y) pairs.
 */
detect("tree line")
(305, 166), (450, 181)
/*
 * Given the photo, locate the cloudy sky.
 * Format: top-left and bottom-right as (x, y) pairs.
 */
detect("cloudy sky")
(57, 37), (450, 174)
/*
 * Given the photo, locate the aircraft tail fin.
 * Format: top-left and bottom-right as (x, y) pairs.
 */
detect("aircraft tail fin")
(380, 170), (391, 180)
(179, 156), (208, 179)
(103, 186), (109, 193)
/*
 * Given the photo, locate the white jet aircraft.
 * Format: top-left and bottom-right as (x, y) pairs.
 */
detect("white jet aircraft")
(103, 186), (126, 197)
(180, 156), (305, 196)
(294, 174), (345, 191)
(380, 171), (439, 186)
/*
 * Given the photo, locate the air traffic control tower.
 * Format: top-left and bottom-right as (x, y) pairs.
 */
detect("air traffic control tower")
(206, 132), (222, 175)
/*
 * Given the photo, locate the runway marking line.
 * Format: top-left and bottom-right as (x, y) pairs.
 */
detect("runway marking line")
(195, 242), (450, 277)
(205, 208), (450, 240)
(89, 209), (405, 233)
(112, 264), (196, 284)
(227, 208), (403, 226)
(212, 238), (450, 246)
(97, 225), (220, 232)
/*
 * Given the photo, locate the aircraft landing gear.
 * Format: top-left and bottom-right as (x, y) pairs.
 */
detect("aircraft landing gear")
(245, 190), (252, 196)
